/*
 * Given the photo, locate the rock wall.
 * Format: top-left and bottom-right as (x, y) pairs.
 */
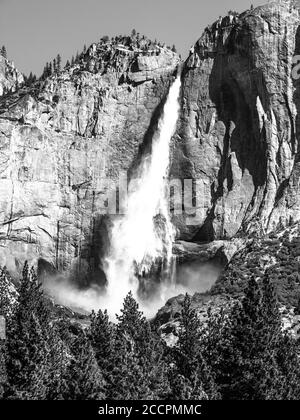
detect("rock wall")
(172, 1), (300, 241)
(0, 42), (179, 280)
(1, 1), (300, 280)
(0, 55), (24, 96)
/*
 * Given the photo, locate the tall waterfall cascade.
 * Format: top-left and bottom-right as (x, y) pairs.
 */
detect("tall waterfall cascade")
(104, 76), (181, 315)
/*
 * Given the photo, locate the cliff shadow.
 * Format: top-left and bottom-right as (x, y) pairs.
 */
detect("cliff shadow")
(193, 28), (268, 241)
(127, 76), (177, 181)
(293, 26), (300, 164)
(38, 213), (109, 291)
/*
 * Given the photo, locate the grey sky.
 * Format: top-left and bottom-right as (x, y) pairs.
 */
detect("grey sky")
(0, 0), (266, 76)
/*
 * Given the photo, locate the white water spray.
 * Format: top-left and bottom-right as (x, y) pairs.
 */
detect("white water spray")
(104, 76), (181, 315)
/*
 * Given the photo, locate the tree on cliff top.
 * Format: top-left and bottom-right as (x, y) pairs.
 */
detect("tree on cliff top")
(1, 46), (7, 59)
(56, 54), (62, 72)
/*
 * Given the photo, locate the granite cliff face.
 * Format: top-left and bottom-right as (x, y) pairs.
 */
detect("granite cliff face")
(1, 1), (300, 281)
(0, 39), (179, 279)
(172, 1), (300, 241)
(0, 54), (24, 96)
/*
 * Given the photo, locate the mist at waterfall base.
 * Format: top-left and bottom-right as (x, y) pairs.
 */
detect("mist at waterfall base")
(41, 76), (222, 319)
(42, 259), (223, 318)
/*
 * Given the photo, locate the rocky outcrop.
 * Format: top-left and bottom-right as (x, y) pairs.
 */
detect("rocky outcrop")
(0, 39), (179, 279)
(172, 1), (300, 241)
(156, 223), (300, 343)
(0, 55), (24, 96)
(173, 237), (246, 264)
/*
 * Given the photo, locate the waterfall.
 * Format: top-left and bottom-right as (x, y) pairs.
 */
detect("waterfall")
(104, 76), (181, 315)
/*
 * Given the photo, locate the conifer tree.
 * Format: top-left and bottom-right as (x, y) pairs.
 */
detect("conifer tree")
(89, 309), (114, 374)
(25, 72), (36, 87)
(169, 294), (219, 400)
(168, 370), (208, 400)
(221, 276), (284, 400)
(56, 54), (61, 72)
(0, 267), (14, 318)
(276, 334), (300, 400)
(0, 339), (6, 399)
(107, 292), (169, 399)
(63, 331), (105, 400)
(108, 292), (151, 398)
(1, 46), (7, 59)
(116, 291), (147, 346)
(108, 333), (150, 399)
(45, 327), (69, 400)
(5, 263), (52, 399)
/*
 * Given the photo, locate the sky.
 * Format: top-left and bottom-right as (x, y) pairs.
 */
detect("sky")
(0, 0), (266, 76)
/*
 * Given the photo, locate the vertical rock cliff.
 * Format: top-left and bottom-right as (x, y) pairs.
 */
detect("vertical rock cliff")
(1, 1), (300, 281)
(0, 38), (179, 279)
(0, 54), (24, 96)
(172, 1), (300, 241)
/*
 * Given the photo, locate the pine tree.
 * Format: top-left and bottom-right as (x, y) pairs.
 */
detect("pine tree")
(108, 292), (150, 399)
(169, 294), (219, 400)
(5, 263), (52, 400)
(63, 331), (105, 400)
(276, 334), (300, 400)
(221, 276), (284, 400)
(168, 370), (208, 400)
(41, 63), (48, 80)
(89, 309), (114, 374)
(45, 326), (69, 400)
(0, 339), (7, 399)
(26, 72), (36, 87)
(260, 273), (282, 350)
(171, 44), (177, 53)
(1, 46), (7, 59)
(65, 60), (70, 68)
(56, 54), (61, 73)
(0, 267), (14, 318)
(116, 291), (147, 345)
(108, 333), (150, 399)
(107, 292), (170, 399)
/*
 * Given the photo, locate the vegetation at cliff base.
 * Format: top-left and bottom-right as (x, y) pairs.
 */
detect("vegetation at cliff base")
(0, 261), (300, 400)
